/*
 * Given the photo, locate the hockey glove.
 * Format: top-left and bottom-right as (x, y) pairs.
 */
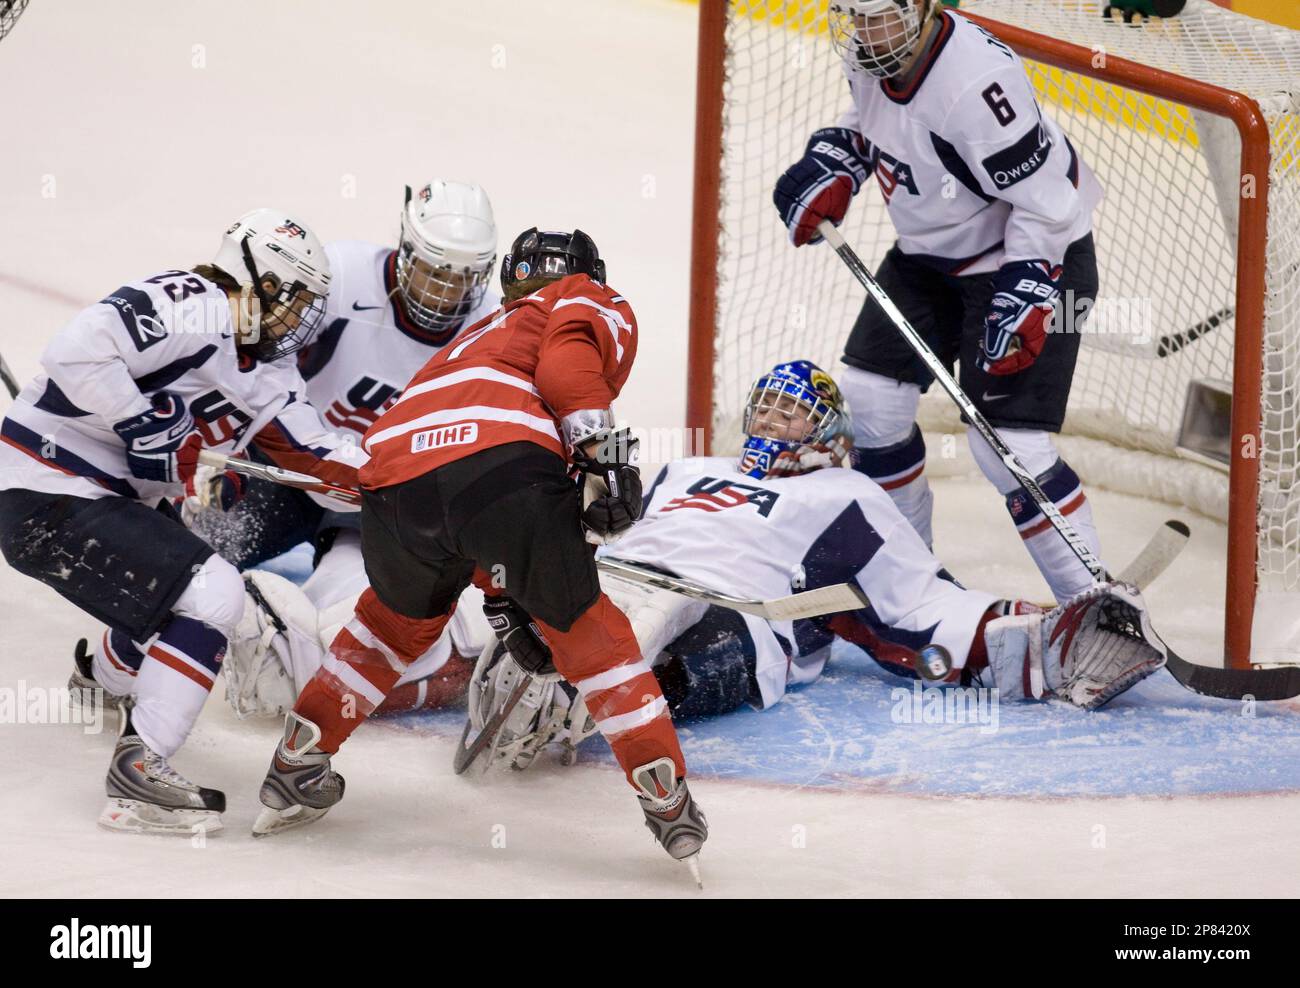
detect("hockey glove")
(571, 428), (642, 546)
(180, 450), (247, 512)
(113, 390), (198, 485)
(482, 596), (555, 676)
(980, 260), (1063, 376)
(774, 127), (872, 247)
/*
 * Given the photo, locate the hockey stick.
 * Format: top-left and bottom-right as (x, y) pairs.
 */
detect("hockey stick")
(818, 220), (1107, 583)
(197, 450), (361, 505)
(1156, 306), (1233, 359)
(1115, 519), (1189, 592)
(597, 557), (870, 620)
(452, 674), (532, 776)
(0, 351), (18, 399)
(819, 223), (1300, 700)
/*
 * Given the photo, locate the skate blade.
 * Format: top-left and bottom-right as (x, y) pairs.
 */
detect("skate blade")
(252, 802), (331, 838)
(98, 798), (223, 836)
(683, 853), (703, 890)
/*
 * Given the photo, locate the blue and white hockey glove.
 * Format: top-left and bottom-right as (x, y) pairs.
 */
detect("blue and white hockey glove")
(980, 260), (1063, 376)
(774, 127), (872, 247)
(113, 390), (197, 484)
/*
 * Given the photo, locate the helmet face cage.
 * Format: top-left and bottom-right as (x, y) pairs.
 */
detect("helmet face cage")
(238, 239), (328, 362)
(395, 239), (493, 336)
(739, 361), (854, 479)
(828, 0), (927, 80)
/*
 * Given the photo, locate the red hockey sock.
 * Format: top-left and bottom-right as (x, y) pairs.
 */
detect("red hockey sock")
(295, 588), (451, 752)
(539, 593), (686, 786)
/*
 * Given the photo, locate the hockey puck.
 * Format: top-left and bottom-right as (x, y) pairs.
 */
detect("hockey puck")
(916, 644), (954, 682)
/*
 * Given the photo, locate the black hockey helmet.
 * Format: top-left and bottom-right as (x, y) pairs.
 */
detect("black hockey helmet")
(500, 228), (606, 296)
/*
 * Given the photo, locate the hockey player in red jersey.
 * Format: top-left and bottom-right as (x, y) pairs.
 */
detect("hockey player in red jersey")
(252, 228), (708, 867)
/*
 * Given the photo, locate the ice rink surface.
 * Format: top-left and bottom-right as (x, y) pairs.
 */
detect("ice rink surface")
(2, 0), (1298, 898)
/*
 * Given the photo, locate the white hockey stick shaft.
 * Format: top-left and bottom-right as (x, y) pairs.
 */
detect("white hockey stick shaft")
(597, 557), (869, 620)
(818, 220), (1107, 584)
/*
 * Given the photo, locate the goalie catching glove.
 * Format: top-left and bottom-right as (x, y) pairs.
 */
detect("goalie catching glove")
(984, 582), (1167, 709)
(571, 427), (643, 546)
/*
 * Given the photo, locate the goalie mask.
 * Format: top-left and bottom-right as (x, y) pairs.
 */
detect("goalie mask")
(828, 0), (935, 80)
(739, 360), (854, 479)
(213, 208), (331, 363)
(396, 180), (498, 340)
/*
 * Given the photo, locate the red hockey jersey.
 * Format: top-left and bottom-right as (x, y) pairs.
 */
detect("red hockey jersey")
(359, 274), (637, 489)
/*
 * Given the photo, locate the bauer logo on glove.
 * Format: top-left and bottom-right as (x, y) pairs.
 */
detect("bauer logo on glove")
(773, 127), (874, 247)
(979, 259), (1063, 376)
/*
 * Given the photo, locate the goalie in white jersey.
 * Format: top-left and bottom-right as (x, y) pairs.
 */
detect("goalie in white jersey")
(459, 360), (1169, 773)
(774, 0), (1106, 604)
(0, 209), (367, 834)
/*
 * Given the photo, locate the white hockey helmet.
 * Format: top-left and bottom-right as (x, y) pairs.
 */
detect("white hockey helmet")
(213, 208), (331, 361)
(828, 0), (936, 80)
(395, 180), (498, 339)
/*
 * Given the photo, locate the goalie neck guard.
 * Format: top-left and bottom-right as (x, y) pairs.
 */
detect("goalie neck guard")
(739, 360), (854, 480)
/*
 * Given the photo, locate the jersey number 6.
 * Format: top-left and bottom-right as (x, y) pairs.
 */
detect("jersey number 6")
(982, 83), (1017, 127)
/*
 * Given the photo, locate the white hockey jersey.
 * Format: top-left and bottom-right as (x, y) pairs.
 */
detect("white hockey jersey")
(838, 9), (1102, 274)
(0, 269), (367, 505)
(296, 240), (501, 437)
(603, 457), (997, 707)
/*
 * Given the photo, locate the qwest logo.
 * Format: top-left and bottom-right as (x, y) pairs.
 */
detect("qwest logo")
(49, 918), (151, 968)
(661, 477), (779, 518)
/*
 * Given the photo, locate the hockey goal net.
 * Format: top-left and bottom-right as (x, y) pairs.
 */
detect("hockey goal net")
(686, 0), (1300, 669)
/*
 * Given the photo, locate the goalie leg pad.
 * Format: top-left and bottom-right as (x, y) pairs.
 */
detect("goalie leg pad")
(225, 571), (323, 719)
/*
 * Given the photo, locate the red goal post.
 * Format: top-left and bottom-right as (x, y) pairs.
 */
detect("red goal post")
(686, 0), (1298, 670)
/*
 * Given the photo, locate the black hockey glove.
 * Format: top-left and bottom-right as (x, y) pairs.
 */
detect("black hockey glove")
(482, 596), (555, 676)
(571, 428), (642, 546)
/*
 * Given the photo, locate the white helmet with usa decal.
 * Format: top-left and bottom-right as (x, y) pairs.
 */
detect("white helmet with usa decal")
(213, 208), (331, 361)
(396, 180), (498, 339)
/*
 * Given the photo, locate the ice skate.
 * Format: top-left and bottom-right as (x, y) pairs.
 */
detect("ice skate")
(632, 757), (709, 887)
(253, 711), (345, 837)
(99, 712), (225, 835)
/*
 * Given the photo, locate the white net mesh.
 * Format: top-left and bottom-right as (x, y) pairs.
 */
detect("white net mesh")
(708, 0), (1300, 661)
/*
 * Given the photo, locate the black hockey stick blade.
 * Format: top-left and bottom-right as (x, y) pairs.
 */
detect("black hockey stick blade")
(452, 676), (530, 775)
(1163, 649), (1300, 701)
(1156, 307), (1233, 358)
